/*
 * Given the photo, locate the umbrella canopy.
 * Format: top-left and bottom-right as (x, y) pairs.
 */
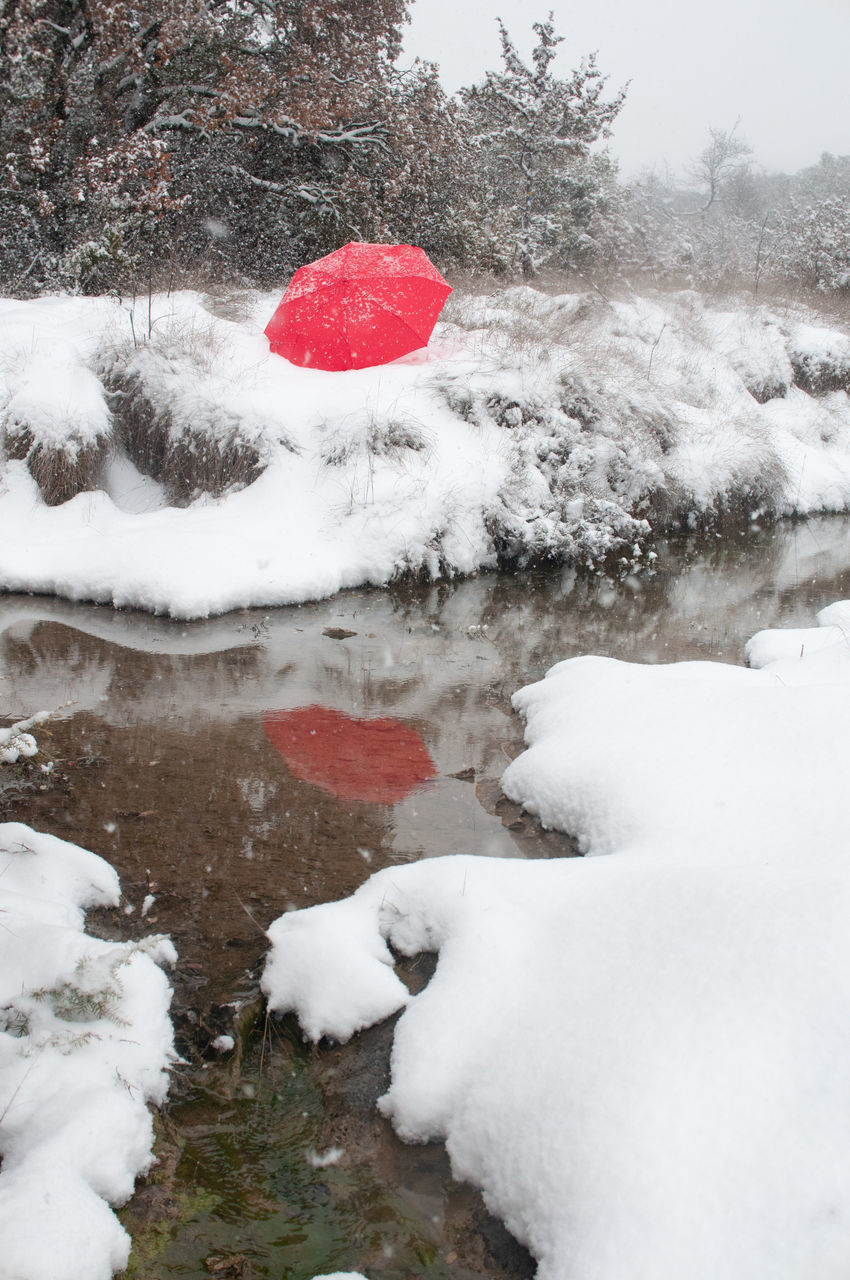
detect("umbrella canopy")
(264, 704), (437, 804)
(265, 242), (452, 371)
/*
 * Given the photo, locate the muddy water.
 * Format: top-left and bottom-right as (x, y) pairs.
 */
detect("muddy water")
(4, 517), (850, 1279)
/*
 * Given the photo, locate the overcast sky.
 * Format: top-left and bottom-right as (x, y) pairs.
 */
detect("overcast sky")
(403, 0), (849, 179)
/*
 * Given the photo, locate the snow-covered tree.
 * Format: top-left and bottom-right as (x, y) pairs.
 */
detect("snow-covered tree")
(0, 0), (424, 290)
(0, 0), (202, 289)
(775, 156), (850, 293)
(459, 14), (627, 276)
(778, 197), (850, 293)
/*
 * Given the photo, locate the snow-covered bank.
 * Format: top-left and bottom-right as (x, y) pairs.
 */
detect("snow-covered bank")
(500, 598), (850, 864)
(0, 823), (175, 1280)
(264, 604), (850, 1280)
(1, 286), (850, 617)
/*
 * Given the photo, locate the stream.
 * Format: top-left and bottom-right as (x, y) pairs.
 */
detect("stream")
(3, 516), (850, 1279)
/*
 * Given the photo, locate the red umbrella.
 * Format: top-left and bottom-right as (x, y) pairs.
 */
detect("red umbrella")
(264, 705), (437, 804)
(264, 242), (452, 371)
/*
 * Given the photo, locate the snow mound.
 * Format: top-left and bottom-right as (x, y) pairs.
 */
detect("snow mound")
(4, 351), (110, 450)
(2, 288), (850, 614)
(312, 1274), (369, 1280)
(701, 307), (793, 402)
(264, 604), (850, 1280)
(500, 599), (850, 864)
(0, 822), (176, 1280)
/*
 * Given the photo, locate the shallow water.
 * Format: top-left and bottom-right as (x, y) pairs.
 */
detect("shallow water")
(4, 516), (850, 1279)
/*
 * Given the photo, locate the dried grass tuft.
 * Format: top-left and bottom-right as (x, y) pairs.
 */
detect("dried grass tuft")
(3, 423), (109, 506)
(108, 371), (266, 505)
(107, 372), (171, 481)
(162, 432), (266, 503)
(366, 416), (429, 458)
(744, 375), (790, 404)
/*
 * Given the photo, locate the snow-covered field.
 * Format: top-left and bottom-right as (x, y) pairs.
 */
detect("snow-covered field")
(1, 286), (850, 618)
(265, 601), (850, 1280)
(0, 823), (175, 1280)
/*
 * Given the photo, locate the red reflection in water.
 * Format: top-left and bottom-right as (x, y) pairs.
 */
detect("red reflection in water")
(263, 705), (437, 804)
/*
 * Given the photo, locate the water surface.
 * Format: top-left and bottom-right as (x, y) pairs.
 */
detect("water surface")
(3, 517), (850, 1278)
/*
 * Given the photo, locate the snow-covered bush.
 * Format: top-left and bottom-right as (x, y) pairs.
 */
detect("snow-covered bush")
(781, 197), (850, 294)
(443, 287), (798, 536)
(702, 308), (793, 403)
(784, 321), (850, 396)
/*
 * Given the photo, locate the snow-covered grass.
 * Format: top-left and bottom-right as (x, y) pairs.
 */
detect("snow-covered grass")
(0, 297), (115, 506)
(1, 285), (850, 616)
(264, 601), (850, 1280)
(0, 822), (175, 1280)
(101, 298), (283, 505)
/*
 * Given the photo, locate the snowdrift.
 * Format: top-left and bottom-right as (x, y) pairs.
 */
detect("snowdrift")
(1, 287), (850, 616)
(264, 603), (850, 1280)
(0, 823), (176, 1280)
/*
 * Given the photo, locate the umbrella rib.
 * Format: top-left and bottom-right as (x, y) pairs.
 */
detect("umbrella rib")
(340, 302), (430, 354)
(344, 278), (444, 335)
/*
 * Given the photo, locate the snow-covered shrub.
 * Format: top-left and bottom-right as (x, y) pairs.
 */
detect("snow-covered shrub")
(3, 430), (110, 507)
(485, 392), (549, 430)
(451, 288), (795, 539)
(321, 412), (432, 470)
(485, 485), (650, 573)
(779, 197), (850, 295)
(556, 372), (604, 429)
(366, 415), (430, 458)
(477, 380), (660, 571)
(109, 365), (269, 505)
(435, 378), (478, 423)
(784, 322), (850, 396)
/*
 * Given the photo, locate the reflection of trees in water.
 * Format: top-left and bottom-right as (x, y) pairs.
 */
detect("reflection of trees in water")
(2, 623), (106, 680)
(314, 654), (428, 712)
(4, 516), (850, 778)
(1, 620), (264, 722)
(1, 624), (113, 717)
(426, 520), (850, 688)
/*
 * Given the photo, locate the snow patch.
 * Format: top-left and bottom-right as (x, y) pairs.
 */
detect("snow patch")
(0, 822), (176, 1280)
